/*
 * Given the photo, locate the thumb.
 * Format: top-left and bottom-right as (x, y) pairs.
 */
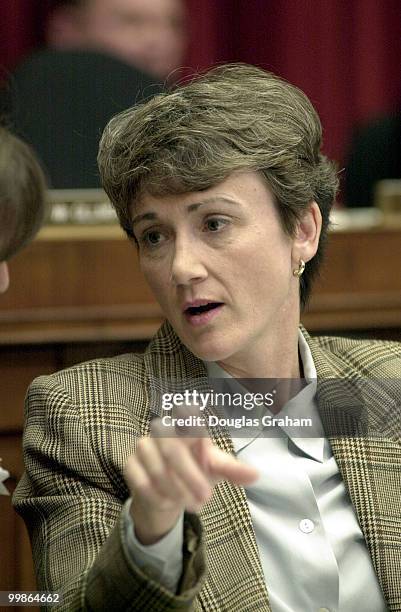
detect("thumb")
(207, 446), (259, 486)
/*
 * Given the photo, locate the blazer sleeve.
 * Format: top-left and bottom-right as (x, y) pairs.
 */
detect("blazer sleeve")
(13, 374), (206, 611)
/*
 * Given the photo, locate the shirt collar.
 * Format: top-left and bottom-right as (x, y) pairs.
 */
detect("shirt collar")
(204, 329), (327, 462)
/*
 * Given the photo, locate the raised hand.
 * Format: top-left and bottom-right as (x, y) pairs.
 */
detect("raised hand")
(124, 407), (259, 545)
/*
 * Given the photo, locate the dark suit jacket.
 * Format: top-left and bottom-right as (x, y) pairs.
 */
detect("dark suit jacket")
(345, 114), (401, 207)
(2, 49), (163, 188)
(13, 323), (401, 611)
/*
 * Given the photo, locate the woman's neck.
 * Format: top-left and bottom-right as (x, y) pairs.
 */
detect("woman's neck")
(217, 327), (301, 380)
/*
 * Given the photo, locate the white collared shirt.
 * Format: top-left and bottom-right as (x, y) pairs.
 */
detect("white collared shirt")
(124, 331), (387, 610)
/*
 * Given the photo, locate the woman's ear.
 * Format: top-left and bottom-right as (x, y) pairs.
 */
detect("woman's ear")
(291, 201), (322, 265)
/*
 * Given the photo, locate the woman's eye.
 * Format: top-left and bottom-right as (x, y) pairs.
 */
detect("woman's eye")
(204, 218), (228, 232)
(141, 230), (164, 247)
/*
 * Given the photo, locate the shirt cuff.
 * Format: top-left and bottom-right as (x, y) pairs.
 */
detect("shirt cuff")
(122, 497), (184, 593)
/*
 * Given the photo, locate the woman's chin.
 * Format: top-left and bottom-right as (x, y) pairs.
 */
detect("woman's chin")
(184, 337), (235, 364)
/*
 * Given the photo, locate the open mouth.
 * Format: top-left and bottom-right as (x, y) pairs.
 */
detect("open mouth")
(185, 302), (223, 315)
(184, 302), (224, 326)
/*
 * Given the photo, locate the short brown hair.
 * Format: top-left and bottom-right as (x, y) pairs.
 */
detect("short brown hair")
(0, 127), (47, 261)
(98, 63), (339, 307)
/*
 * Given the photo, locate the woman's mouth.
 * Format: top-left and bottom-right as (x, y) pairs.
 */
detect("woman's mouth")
(184, 302), (224, 326)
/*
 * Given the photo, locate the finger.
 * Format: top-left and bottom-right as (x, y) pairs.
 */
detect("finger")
(192, 436), (214, 473)
(135, 438), (179, 498)
(207, 446), (259, 486)
(168, 469), (205, 513)
(135, 437), (201, 506)
(158, 437), (212, 502)
(124, 454), (167, 507)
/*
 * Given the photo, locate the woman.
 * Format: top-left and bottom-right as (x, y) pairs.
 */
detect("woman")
(14, 65), (400, 611)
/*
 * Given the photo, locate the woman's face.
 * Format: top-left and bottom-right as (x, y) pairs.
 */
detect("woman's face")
(133, 171), (316, 367)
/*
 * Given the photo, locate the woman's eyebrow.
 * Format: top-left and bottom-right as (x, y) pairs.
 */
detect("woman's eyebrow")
(132, 211), (158, 227)
(187, 196), (240, 212)
(132, 196), (240, 227)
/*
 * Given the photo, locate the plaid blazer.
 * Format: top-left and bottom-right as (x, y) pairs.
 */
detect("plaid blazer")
(14, 322), (401, 611)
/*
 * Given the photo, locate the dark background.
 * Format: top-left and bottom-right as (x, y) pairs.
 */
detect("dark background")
(1, 0), (401, 170)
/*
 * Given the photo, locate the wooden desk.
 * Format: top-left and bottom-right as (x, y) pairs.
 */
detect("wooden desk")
(0, 218), (400, 594)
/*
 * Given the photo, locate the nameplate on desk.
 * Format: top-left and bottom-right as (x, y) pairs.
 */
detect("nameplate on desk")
(47, 188), (118, 225)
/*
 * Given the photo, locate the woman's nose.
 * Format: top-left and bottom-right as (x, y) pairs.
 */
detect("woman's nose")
(170, 241), (207, 286)
(0, 262), (10, 294)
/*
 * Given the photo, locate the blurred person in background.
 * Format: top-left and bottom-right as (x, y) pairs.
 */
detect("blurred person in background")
(0, 126), (47, 294)
(0, 125), (47, 495)
(344, 113), (401, 207)
(0, 0), (183, 188)
(46, 0), (188, 79)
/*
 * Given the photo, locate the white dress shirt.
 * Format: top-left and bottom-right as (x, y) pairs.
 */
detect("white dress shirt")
(123, 331), (387, 611)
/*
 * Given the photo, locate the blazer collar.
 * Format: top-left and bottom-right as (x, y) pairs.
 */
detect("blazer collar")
(301, 325), (397, 439)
